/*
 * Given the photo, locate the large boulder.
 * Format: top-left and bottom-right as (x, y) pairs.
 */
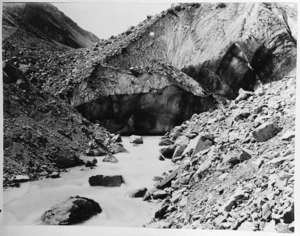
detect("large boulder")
(88, 175), (125, 187)
(129, 135), (143, 144)
(41, 196), (102, 225)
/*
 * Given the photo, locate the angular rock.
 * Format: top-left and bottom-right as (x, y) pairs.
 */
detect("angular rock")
(13, 175), (30, 182)
(222, 198), (237, 212)
(192, 135), (214, 156)
(130, 187), (147, 198)
(252, 121), (280, 142)
(171, 188), (186, 203)
(232, 109), (251, 122)
(159, 138), (174, 146)
(41, 196), (101, 225)
(174, 135), (189, 146)
(111, 134), (122, 142)
(55, 155), (84, 168)
(50, 172), (60, 178)
(252, 158), (264, 170)
(239, 148), (253, 161)
(110, 143), (127, 154)
(276, 223), (293, 233)
(155, 166), (182, 189)
(154, 204), (169, 219)
(89, 175), (124, 187)
(160, 145), (176, 159)
(235, 88), (254, 102)
(172, 144), (187, 161)
(85, 147), (106, 157)
(281, 130), (295, 140)
(85, 158), (97, 167)
(153, 176), (164, 182)
(262, 202), (271, 220)
(102, 154), (118, 163)
(189, 157), (213, 185)
(152, 190), (168, 199)
(283, 204), (294, 224)
(129, 135), (143, 144)
(223, 152), (239, 165)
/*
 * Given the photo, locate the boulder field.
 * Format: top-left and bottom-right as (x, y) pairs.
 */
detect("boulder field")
(144, 71), (296, 232)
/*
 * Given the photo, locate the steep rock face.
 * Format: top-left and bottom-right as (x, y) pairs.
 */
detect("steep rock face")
(74, 63), (215, 134)
(3, 2), (99, 48)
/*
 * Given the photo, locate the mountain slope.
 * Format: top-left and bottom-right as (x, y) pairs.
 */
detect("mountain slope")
(3, 2), (99, 48)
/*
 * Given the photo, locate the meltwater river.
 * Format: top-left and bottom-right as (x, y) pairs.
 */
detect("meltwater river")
(2, 136), (174, 226)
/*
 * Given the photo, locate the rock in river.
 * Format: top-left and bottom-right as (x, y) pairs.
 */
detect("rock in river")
(102, 154), (119, 163)
(41, 196), (102, 225)
(129, 135), (143, 144)
(89, 175), (125, 187)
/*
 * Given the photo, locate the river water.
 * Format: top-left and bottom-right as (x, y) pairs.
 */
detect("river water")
(2, 136), (174, 226)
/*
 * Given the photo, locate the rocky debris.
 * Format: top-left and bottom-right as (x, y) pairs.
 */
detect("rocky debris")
(102, 154), (119, 163)
(130, 188), (148, 198)
(129, 135), (143, 144)
(148, 74), (295, 232)
(85, 158), (97, 167)
(3, 66), (121, 187)
(88, 175), (125, 187)
(41, 196), (102, 225)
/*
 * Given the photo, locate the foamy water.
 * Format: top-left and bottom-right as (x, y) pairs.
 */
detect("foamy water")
(2, 136), (174, 226)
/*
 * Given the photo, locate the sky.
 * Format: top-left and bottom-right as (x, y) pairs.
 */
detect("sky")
(53, 2), (171, 39)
